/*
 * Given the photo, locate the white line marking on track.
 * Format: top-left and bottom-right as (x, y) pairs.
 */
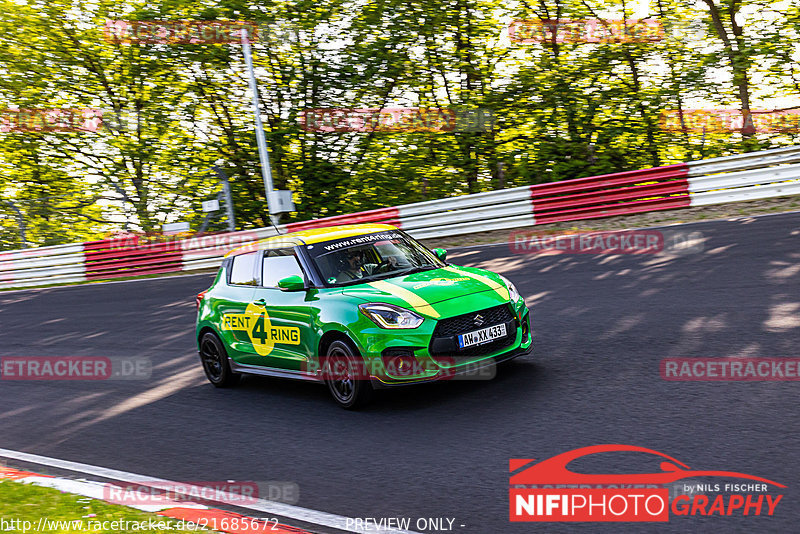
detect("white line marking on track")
(0, 448), (420, 534)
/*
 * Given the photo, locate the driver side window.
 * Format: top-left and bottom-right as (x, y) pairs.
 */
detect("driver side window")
(261, 248), (304, 288)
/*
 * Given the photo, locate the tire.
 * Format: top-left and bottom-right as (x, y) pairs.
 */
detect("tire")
(199, 332), (240, 388)
(322, 339), (374, 409)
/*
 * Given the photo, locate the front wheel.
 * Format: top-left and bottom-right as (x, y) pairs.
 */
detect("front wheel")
(199, 332), (240, 388)
(322, 340), (373, 409)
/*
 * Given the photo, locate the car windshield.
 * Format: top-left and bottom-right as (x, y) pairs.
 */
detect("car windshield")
(305, 230), (445, 286)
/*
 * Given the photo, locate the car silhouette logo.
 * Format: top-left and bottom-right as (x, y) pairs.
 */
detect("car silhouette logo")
(473, 314), (485, 326)
(509, 444), (785, 487)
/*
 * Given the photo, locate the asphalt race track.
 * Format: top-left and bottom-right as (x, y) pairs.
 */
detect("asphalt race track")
(1, 213), (799, 533)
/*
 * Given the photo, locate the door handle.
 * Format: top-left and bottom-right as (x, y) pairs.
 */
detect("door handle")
(253, 299), (266, 307)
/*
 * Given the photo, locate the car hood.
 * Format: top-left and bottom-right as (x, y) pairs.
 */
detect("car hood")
(341, 265), (511, 318)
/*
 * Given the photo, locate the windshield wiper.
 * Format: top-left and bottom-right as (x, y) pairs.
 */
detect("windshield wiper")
(409, 264), (439, 273)
(373, 264), (438, 279)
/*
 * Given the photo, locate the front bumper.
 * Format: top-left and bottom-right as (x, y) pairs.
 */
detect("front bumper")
(369, 340), (532, 389)
(367, 304), (532, 388)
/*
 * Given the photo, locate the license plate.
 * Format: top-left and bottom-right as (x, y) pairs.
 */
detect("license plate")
(457, 323), (507, 349)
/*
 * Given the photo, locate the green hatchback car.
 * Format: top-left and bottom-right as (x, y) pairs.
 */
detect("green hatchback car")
(196, 224), (532, 408)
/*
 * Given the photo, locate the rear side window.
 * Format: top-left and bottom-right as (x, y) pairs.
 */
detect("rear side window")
(229, 252), (259, 286)
(262, 248), (304, 287)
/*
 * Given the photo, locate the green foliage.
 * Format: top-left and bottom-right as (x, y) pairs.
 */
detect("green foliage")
(0, 0), (798, 250)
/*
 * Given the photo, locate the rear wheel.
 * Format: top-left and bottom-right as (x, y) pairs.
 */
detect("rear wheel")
(323, 340), (373, 409)
(199, 332), (240, 388)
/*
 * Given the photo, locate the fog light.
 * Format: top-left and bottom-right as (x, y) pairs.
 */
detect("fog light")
(382, 349), (420, 377)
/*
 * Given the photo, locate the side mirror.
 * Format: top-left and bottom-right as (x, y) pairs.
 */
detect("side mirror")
(277, 275), (306, 291)
(432, 248), (447, 262)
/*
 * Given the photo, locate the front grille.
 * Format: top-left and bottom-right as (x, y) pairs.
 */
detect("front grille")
(432, 304), (514, 337)
(429, 304), (516, 359)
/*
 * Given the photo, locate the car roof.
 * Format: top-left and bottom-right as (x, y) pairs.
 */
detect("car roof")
(224, 223), (399, 257)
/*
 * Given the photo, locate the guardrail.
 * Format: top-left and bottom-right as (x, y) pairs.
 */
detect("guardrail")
(530, 163), (690, 224)
(2, 144), (799, 289)
(0, 244), (87, 288)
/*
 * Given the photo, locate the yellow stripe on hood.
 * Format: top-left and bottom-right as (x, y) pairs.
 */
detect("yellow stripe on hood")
(366, 280), (441, 318)
(443, 266), (510, 300)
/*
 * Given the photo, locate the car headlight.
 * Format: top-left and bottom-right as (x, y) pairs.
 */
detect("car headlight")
(499, 275), (521, 302)
(359, 303), (424, 329)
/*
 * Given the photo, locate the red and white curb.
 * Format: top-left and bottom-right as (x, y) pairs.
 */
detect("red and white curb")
(0, 449), (419, 534)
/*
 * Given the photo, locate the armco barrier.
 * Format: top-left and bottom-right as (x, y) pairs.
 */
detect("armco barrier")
(686, 145), (800, 176)
(1, 144), (799, 289)
(83, 237), (183, 280)
(397, 187), (534, 239)
(81, 228), (282, 280)
(688, 161), (800, 206)
(530, 164), (690, 224)
(0, 243), (86, 288)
